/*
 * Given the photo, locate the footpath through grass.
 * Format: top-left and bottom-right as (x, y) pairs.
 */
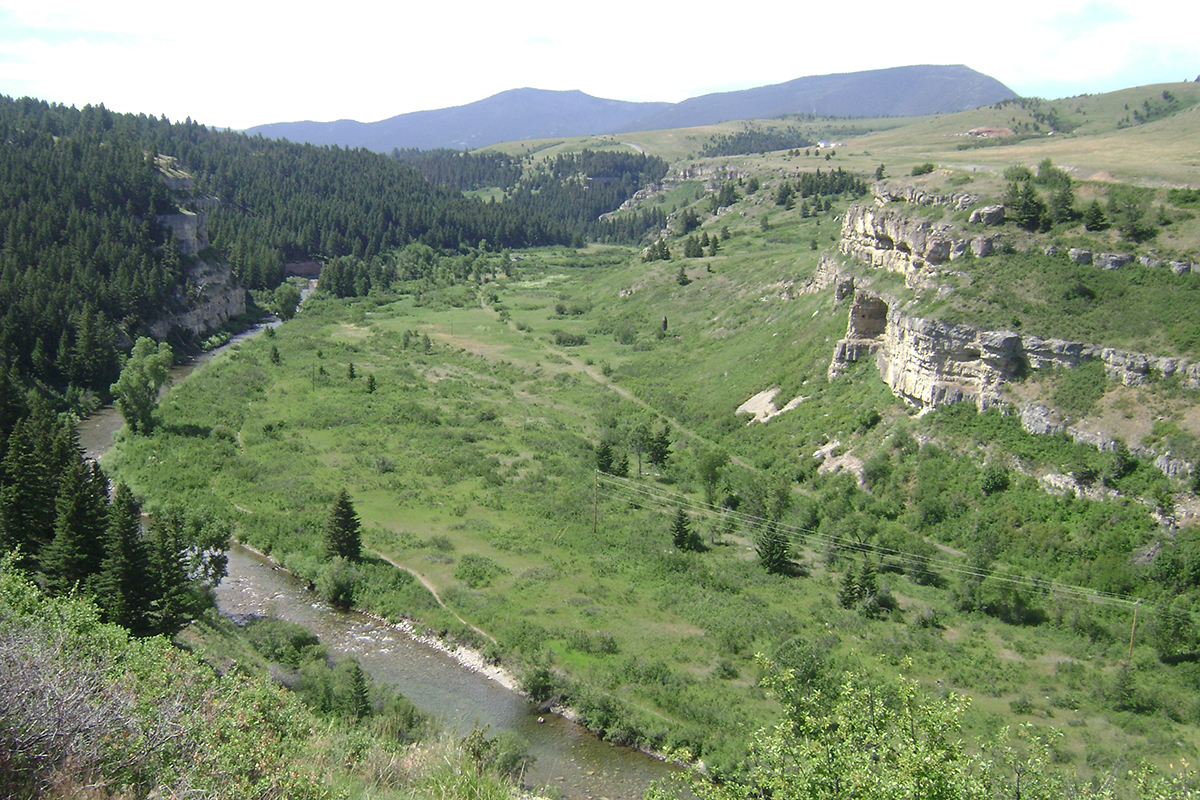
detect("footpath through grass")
(105, 225), (1200, 780)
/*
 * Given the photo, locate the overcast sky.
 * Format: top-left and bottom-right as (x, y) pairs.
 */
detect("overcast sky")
(0, 0), (1195, 131)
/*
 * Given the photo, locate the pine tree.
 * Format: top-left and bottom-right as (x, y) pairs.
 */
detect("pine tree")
(41, 457), (108, 596)
(755, 521), (791, 574)
(145, 509), (198, 635)
(838, 565), (860, 608)
(648, 426), (671, 468)
(0, 414), (59, 554)
(856, 557), (878, 601)
(324, 489), (362, 561)
(95, 483), (151, 632)
(1083, 199), (1109, 231)
(672, 507), (692, 550)
(596, 439), (614, 475)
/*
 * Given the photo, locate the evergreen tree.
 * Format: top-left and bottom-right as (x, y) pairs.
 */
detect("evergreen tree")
(672, 507), (692, 550)
(343, 660), (372, 720)
(1049, 183), (1077, 224)
(596, 439), (614, 474)
(838, 565), (860, 608)
(95, 483), (150, 632)
(774, 182), (794, 206)
(1083, 199), (1109, 231)
(145, 509), (199, 635)
(855, 557), (878, 601)
(755, 521), (791, 574)
(41, 457), (108, 596)
(324, 489), (362, 561)
(647, 426), (671, 468)
(0, 412), (62, 554)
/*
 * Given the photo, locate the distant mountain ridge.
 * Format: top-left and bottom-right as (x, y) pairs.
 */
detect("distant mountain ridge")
(246, 65), (1016, 152)
(247, 89), (670, 152)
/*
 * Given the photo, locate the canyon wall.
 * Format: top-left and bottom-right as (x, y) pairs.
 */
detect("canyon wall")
(149, 160), (246, 339)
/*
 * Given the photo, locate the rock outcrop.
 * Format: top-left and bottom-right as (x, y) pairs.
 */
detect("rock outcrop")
(149, 260), (245, 340)
(148, 159), (246, 339)
(829, 289), (1200, 409)
(840, 204), (995, 287)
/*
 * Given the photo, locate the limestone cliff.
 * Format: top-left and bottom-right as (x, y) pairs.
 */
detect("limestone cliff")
(829, 288), (1200, 409)
(831, 184), (1199, 411)
(839, 201), (995, 288)
(149, 158), (246, 339)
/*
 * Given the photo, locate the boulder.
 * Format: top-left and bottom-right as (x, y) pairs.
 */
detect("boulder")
(1068, 248), (1092, 265)
(970, 237), (993, 257)
(1096, 253), (1133, 270)
(969, 205), (1005, 225)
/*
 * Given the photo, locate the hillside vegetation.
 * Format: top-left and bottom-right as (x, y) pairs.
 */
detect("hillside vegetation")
(7, 80), (1200, 798)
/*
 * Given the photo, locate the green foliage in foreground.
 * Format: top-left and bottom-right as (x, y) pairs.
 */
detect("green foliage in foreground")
(0, 553), (526, 799)
(658, 660), (1200, 800)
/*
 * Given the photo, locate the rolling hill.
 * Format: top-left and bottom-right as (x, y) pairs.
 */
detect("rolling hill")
(244, 64), (1016, 152)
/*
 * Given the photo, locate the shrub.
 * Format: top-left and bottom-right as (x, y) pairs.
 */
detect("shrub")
(454, 554), (507, 588)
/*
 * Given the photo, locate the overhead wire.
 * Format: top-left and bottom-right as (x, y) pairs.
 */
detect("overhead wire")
(595, 472), (1188, 621)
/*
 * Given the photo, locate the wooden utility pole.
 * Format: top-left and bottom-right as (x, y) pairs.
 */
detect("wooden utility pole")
(1127, 600), (1139, 664)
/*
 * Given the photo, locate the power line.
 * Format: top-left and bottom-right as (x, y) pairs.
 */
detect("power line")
(595, 472), (1176, 619)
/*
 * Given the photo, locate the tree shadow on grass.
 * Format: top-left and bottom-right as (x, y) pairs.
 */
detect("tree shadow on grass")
(159, 422), (212, 439)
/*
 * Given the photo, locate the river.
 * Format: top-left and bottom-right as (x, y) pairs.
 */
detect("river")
(218, 546), (678, 799)
(80, 319), (680, 800)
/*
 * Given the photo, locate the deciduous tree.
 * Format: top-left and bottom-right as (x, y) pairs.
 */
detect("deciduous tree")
(111, 337), (173, 435)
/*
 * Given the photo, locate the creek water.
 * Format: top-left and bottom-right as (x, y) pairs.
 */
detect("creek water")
(218, 546), (677, 799)
(78, 318), (679, 800)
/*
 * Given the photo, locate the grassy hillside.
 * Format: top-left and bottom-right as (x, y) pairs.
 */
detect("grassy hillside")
(94, 81), (1200, 796)
(105, 224), (1200, 787)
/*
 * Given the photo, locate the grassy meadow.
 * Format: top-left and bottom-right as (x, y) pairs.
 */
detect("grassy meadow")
(97, 84), (1200, 789)
(106, 223), (1200, 782)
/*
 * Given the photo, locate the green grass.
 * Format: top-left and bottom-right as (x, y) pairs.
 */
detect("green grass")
(103, 204), (1200, 779)
(100, 95), (1200, 783)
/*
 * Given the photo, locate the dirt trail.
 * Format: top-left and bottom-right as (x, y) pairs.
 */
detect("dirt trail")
(466, 294), (755, 470)
(369, 548), (497, 645)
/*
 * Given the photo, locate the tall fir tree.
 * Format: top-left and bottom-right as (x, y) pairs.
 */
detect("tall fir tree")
(145, 509), (198, 635)
(95, 483), (151, 633)
(756, 521), (791, 574)
(324, 489), (362, 561)
(672, 507), (692, 550)
(41, 457), (108, 596)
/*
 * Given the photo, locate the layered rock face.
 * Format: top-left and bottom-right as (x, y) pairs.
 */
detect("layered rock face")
(839, 204), (996, 287)
(149, 260), (245, 340)
(148, 160), (246, 338)
(830, 289), (1200, 409)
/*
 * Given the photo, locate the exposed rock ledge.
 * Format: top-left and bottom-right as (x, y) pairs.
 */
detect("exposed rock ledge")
(840, 204), (994, 288)
(829, 289), (1200, 410)
(149, 260), (246, 340)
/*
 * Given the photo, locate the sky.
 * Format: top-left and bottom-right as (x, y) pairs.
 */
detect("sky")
(0, 0), (1196, 131)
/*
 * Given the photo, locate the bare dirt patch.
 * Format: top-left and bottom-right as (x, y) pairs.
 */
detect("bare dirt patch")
(736, 387), (806, 424)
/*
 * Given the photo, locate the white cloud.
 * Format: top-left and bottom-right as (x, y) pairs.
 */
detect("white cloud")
(0, 0), (1194, 129)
